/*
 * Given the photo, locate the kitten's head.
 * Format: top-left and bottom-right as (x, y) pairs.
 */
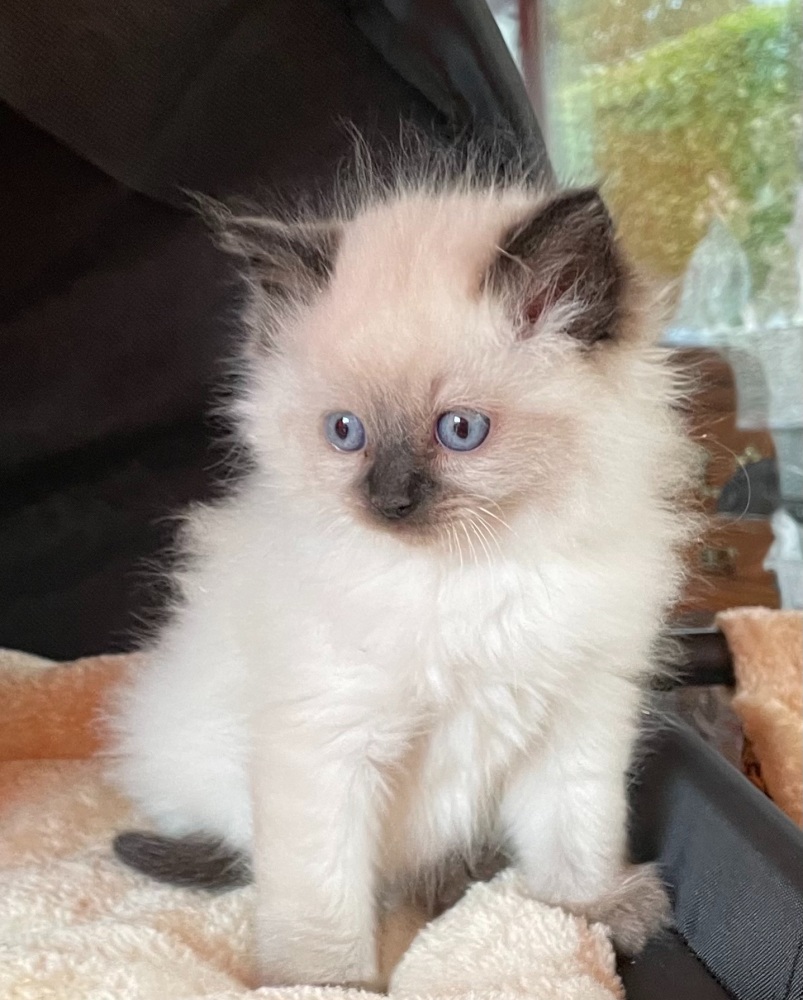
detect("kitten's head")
(214, 174), (665, 554)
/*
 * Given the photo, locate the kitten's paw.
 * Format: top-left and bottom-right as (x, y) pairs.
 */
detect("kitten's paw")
(257, 929), (380, 989)
(579, 863), (672, 956)
(259, 961), (382, 991)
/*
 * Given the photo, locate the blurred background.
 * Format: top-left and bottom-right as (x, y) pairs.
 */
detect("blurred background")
(491, 0), (803, 617)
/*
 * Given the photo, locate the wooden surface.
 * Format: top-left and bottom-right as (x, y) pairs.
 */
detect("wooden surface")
(673, 348), (780, 619)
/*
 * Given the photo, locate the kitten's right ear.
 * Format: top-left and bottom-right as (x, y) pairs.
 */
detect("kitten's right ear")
(199, 199), (342, 300)
(486, 188), (624, 346)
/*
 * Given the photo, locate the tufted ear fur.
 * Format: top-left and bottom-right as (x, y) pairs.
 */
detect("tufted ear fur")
(201, 200), (342, 300)
(486, 188), (624, 346)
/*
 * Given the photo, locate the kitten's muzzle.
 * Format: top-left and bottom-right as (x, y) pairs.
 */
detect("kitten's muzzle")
(368, 472), (430, 520)
(363, 450), (435, 523)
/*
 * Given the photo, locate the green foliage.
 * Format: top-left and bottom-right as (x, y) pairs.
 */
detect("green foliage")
(549, 0), (747, 67)
(555, 4), (802, 282)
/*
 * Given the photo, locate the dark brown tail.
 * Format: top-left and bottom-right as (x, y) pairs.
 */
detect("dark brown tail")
(113, 830), (252, 891)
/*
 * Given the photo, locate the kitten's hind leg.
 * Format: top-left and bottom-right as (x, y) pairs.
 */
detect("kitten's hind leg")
(113, 830), (251, 890)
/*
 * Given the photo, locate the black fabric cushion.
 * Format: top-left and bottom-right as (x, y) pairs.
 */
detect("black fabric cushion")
(0, 0), (438, 204)
(0, 0), (547, 206)
(0, 104), (240, 657)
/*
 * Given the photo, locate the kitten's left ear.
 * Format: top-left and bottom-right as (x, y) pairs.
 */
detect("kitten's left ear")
(197, 197), (342, 300)
(487, 188), (624, 345)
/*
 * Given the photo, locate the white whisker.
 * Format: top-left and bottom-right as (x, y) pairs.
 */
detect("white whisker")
(453, 524), (464, 572)
(473, 511), (504, 560)
(459, 521), (479, 570)
(477, 505), (517, 538)
(468, 517), (492, 564)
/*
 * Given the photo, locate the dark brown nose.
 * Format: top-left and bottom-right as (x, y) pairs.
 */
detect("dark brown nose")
(364, 450), (434, 523)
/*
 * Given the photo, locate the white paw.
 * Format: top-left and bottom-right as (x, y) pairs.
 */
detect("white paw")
(258, 925), (380, 988)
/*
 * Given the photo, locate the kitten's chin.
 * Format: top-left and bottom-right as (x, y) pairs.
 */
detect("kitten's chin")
(360, 513), (441, 548)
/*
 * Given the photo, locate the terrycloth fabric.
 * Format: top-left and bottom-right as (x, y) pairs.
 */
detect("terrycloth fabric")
(717, 607), (803, 827)
(0, 649), (623, 999)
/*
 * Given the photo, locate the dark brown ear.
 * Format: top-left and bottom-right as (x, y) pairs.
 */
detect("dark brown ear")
(487, 188), (623, 345)
(200, 200), (341, 299)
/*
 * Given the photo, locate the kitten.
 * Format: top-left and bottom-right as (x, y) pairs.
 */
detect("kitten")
(108, 147), (693, 987)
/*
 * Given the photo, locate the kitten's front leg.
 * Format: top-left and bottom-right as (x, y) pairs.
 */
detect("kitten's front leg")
(251, 722), (381, 988)
(500, 688), (670, 955)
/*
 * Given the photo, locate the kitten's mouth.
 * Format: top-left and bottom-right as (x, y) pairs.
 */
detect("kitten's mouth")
(360, 502), (437, 543)
(359, 503), (501, 560)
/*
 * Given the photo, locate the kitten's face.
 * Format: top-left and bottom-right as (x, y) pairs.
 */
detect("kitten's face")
(239, 187), (635, 551)
(285, 326), (582, 550)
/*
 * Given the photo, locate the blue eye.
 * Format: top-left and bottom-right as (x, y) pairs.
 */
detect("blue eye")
(324, 412), (366, 452)
(435, 410), (490, 452)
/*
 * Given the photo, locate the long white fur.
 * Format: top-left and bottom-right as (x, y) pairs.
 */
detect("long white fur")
(108, 159), (694, 987)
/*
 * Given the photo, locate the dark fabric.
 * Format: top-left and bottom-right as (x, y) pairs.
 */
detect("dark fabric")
(0, 0), (442, 205)
(0, 418), (226, 658)
(0, 1), (547, 657)
(0, 105), (241, 468)
(657, 627), (735, 689)
(347, 0), (551, 178)
(0, 0), (547, 208)
(620, 931), (733, 1000)
(630, 720), (803, 1000)
(0, 104), (243, 657)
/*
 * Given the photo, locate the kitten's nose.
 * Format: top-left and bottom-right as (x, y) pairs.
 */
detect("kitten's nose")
(365, 458), (434, 524)
(371, 493), (415, 520)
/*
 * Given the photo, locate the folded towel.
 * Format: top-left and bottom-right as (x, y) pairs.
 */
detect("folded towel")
(0, 649), (623, 999)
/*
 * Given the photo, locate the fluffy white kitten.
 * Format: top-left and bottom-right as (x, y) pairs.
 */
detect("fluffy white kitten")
(109, 149), (693, 988)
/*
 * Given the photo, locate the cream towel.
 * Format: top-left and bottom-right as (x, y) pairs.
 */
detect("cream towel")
(0, 649), (623, 999)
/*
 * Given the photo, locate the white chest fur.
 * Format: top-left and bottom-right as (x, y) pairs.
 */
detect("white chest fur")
(244, 534), (567, 879)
